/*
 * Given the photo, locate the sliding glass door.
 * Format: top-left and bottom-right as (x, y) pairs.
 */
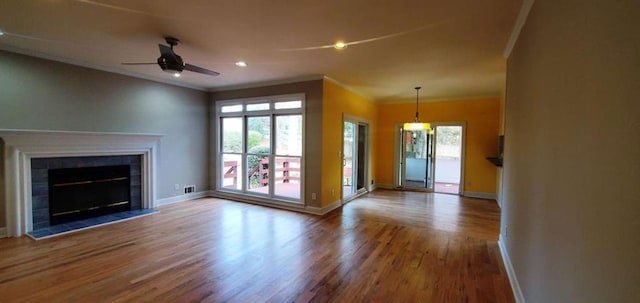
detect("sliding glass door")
(343, 119), (368, 200)
(399, 128), (434, 190)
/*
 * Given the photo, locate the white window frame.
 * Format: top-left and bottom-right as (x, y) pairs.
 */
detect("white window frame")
(216, 93), (305, 204)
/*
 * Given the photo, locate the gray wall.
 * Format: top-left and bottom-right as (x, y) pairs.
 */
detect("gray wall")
(503, 1), (640, 302)
(0, 139), (4, 228)
(210, 80), (323, 208)
(0, 50), (210, 229)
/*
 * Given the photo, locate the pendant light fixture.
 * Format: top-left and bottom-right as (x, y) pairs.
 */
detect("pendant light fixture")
(403, 87), (431, 131)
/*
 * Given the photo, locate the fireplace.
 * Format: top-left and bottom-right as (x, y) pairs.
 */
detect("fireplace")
(50, 165), (132, 225)
(1, 129), (161, 237)
(31, 155), (142, 230)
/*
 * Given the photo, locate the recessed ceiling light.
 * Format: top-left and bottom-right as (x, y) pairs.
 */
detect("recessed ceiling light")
(334, 41), (347, 50)
(235, 61), (247, 67)
(0, 30), (4, 36)
(173, 72), (181, 77)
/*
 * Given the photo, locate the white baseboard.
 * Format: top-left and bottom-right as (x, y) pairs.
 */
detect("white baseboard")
(210, 190), (344, 216)
(305, 199), (342, 215)
(498, 236), (526, 303)
(210, 190), (310, 213)
(463, 191), (497, 200)
(0, 227), (6, 238)
(155, 191), (210, 207)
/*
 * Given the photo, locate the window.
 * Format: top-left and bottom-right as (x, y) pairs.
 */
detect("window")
(246, 103), (270, 111)
(217, 94), (304, 202)
(274, 100), (302, 110)
(221, 104), (243, 113)
(220, 117), (243, 190)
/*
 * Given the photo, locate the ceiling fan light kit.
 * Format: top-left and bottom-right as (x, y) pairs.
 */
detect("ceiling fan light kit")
(123, 37), (220, 77)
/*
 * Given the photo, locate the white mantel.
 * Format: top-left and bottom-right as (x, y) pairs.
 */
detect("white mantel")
(1, 129), (162, 237)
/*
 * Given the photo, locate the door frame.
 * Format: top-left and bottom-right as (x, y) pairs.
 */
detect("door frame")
(432, 122), (466, 195)
(341, 114), (370, 203)
(393, 124), (434, 191)
(393, 121), (466, 194)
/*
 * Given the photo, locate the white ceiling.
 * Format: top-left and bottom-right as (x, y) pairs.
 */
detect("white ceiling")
(0, 0), (522, 102)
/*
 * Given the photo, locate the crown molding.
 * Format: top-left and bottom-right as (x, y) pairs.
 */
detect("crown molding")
(209, 75), (325, 92)
(377, 94), (501, 105)
(322, 76), (375, 101)
(503, 0), (535, 58)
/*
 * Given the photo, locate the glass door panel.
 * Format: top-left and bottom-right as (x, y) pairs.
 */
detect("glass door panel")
(274, 115), (302, 200)
(220, 117), (243, 191)
(246, 116), (271, 195)
(402, 129), (434, 190)
(221, 154), (242, 190)
(356, 124), (366, 192)
(273, 156), (300, 199)
(434, 125), (463, 194)
(343, 121), (356, 198)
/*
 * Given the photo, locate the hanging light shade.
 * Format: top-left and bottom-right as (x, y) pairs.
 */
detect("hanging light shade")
(403, 87), (431, 130)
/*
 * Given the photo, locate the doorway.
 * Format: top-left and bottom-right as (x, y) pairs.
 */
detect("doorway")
(395, 123), (465, 194)
(343, 119), (368, 201)
(397, 128), (435, 191)
(433, 125), (464, 194)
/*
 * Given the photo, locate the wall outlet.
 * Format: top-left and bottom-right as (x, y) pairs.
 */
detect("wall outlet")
(174, 184), (180, 191)
(184, 185), (196, 194)
(371, 179), (374, 185)
(311, 192), (316, 200)
(331, 189), (335, 197)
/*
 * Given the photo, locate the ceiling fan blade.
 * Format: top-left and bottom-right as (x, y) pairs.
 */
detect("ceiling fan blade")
(122, 62), (157, 65)
(184, 63), (220, 76)
(158, 44), (178, 61)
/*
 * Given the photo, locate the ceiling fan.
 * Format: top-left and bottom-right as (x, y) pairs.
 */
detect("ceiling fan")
(123, 37), (220, 77)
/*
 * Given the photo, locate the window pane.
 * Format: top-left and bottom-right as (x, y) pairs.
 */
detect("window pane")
(247, 116), (271, 154)
(221, 117), (243, 153)
(274, 156), (300, 199)
(247, 103), (270, 111)
(274, 101), (301, 110)
(221, 104), (243, 113)
(221, 154), (242, 190)
(275, 115), (302, 156)
(247, 155), (269, 194)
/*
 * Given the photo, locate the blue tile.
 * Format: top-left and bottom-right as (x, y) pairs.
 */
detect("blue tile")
(112, 212), (131, 219)
(30, 229), (53, 238)
(31, 182), (48, 196)
(32, 195), (49, 210)
(29, 208), (157, 239)
(67, 221), (89, 229)
(32, 168), (49, 181)
(49, 224), (73, 233)
(33, 221), (50, 230)
(95, 216), (113, 223)
(31, 159), (49, 169)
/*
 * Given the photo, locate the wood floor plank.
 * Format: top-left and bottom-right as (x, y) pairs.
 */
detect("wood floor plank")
(0, 190), (513, 302)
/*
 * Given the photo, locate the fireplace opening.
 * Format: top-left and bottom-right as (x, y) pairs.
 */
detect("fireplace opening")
(48, 165), (131, 225)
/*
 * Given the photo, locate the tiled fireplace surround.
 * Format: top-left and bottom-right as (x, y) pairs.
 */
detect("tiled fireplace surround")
(30, 155), (142, 230)
(1, 130), (162, 237)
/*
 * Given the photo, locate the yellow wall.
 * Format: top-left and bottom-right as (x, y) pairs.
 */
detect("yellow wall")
(376, 98), (500, 194)
(321, 80), (377, 206)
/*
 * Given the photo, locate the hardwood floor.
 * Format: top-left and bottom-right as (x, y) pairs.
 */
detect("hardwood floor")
(0, 190), (514, 302)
